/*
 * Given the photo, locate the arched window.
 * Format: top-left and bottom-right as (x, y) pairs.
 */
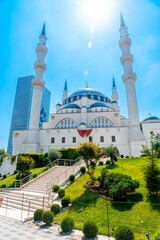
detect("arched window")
(89, 117), (113, 128)
(55, 118), (78, 129)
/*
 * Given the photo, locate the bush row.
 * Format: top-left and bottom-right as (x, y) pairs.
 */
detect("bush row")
(34, 208), (136, 239)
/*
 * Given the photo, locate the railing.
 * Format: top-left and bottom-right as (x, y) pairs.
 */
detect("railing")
(1, 159), (83, 222)
(4, 158), (79, 189)
(46, 159), (83, 197)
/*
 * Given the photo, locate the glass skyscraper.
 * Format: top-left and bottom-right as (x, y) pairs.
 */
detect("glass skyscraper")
(7, 75), (51, 155)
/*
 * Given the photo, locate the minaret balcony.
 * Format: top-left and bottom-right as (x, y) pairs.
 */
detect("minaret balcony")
(36, 45), (47, 55)
(122, 73), (136, 83)
(32, 79), (45, 88)
(119, 37), (131, 48)
(34, 62), (46, 71)
(121, 54), (133, 65)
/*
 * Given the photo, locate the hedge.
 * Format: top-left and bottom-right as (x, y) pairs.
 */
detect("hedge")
(58, 148), (78, 161)
(18, 153), (47, 168)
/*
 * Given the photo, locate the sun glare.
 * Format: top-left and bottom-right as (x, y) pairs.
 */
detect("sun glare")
(82, 0), (115, 27)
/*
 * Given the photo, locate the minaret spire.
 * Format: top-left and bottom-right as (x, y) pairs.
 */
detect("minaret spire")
(64, 80), (67, 91)
(63, 80), (68, 101)
(119, 14), (145, 155)
(41, 22), (45, 36)
(120, 12), (125, 27)
(112, 76), (116, 88)
(111, 76), (118, 111)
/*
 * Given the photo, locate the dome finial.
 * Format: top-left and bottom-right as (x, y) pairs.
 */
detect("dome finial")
(86, 80), (88, 88)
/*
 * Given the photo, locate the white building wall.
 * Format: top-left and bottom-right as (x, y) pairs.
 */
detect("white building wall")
(0, 157), (17, 176)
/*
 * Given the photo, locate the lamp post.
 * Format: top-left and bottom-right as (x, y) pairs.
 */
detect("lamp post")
(146, 233), (150, 240)
(68, 203), (72, 233)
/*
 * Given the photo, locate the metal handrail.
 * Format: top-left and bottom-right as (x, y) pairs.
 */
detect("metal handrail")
(5, 158), (79, 189)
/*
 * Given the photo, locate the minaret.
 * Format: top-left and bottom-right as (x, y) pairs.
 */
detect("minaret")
(111, 76), (118, 101)
(63, 80), (68, 101)
(111, 76), (119, 111)
(119, 13), (145, 155)
(24, 23), (47, 153)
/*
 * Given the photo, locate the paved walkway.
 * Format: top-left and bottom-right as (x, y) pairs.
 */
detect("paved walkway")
(0, 216), (114, 240)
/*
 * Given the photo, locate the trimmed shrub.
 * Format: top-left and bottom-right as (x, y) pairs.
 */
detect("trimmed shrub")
(3, 174), (7, 179)
(42, 210), (54, 225)
(58, 188), (65, 198)
(69, 174), (75, 182)
(114, 156), (118, 161)
(61, 196), (70, 208)
(106, 160), (110, 165)
(99, 161), (103, 166)
(83, 220), (98, 238)
(34, 209), (44, 221)
(52, 185), (60, 193)
(1, 184), (6, 188)
(61, 216), (75, 232)
(14, 170), (18, 174)
(33, 173), (38, 178)
(80, 166), (86, 174)
(126, 156), (129, 158)
(48, 148), (62, 162)
(104, 173), (139, 200)
(120, 154), (124, 158)
(153, 231), (160, 240)
(115, 226), (134, 240)
(50, 204), (61, 215)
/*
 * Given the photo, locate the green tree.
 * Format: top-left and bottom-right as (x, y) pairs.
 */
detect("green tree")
(0, 149), (8, 166)
(77, 142), (101, 182)
(142, 131), (160, 196)
(48, 148), (62, 162)
(104, 144), (118, 165)
(17, 155), (34, 174)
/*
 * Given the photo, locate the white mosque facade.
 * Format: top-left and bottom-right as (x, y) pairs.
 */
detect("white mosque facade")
(12, 16), (160, 157)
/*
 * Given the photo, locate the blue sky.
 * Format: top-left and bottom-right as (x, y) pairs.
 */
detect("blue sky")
(0, 0), (160, 150)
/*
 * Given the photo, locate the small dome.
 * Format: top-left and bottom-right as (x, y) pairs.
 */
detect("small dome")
(90, 102), (111, 108)
(143, 116), (160, 121)
(81, 106), (87, 108)
(112, 101), (117, 103)
(82, 94), (87, 97)
(80, 122), (86, 125)
(63, 104), (80, 109)
(56, 103), (61, 106)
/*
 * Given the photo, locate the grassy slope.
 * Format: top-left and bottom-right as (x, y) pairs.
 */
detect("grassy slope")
(54, 157), (160, 240)
(0, 168), (44, 188)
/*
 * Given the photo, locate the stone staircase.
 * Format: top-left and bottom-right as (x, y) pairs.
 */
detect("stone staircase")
(0, 160), (82, 220)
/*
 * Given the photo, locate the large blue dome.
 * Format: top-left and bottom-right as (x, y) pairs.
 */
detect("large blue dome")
(70, 88), (105, 97)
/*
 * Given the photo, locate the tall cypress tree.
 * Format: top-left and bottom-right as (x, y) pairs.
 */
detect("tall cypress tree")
(142, 131), (160, 196)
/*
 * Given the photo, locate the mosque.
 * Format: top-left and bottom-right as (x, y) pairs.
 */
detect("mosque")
(12, 15), (160, 157)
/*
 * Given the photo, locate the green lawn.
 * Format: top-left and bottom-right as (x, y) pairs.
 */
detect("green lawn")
(54, 157), (160, 240)
(0, 167), (44, 188)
